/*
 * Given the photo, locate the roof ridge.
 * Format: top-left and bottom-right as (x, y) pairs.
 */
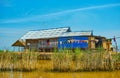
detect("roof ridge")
(29, 26), (70, 31)
(62, 31), (92, 33)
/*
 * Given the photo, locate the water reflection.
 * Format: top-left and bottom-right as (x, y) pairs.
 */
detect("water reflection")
(0, 71), (120, 78)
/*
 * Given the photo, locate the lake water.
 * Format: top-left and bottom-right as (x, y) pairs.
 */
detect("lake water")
(0, 71), (120, 78)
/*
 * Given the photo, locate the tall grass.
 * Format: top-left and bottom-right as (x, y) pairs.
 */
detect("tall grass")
(0, 52), (39, 71)
(112, 53), (120, 70)
(52, 49), (73, 72)
(0, 49), (120, 72)
(51, 48), (118, 72)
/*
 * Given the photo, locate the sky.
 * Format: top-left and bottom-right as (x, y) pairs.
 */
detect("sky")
(0, 0), (120, 50)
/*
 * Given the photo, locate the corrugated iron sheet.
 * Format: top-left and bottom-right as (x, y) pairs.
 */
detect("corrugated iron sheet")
(20, 27), (70, 39)
(61, 31), (92, 37)
(20, 27), (92, 40)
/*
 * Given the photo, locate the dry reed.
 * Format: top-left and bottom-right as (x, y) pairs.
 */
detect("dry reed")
(0, 49), (120, 72)
(51, 48), (119, 72)
(0, 52), (39, 71)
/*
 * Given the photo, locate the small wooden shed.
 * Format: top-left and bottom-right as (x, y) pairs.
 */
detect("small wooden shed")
(12, 40), (25, 52)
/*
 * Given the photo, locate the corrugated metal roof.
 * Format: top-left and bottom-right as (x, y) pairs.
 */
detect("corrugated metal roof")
(20, 27), (92, 40)
(20, 27), (70, 39)
(61, 31), (92, 37)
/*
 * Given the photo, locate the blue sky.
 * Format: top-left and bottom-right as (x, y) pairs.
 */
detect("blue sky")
(0, 0), (120, 50)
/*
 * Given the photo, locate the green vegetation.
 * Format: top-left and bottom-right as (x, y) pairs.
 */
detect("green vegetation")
(0, 50), (3, 52)
(0, 49), (14, 52)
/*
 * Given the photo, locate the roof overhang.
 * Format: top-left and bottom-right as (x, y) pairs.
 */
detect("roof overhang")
(12, 40), (25, 47)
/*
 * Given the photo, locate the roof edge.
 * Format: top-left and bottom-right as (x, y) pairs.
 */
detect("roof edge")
(29, 26), (71, 31)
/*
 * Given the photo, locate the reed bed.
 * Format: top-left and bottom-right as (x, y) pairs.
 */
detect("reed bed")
(52, 49), (73, 72)
(0, 49), (120, 72)
(51, 48), (120, 72)
(0, 52), (39, 71)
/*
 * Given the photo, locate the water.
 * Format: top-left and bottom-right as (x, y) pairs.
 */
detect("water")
(0, 71), (120, 78)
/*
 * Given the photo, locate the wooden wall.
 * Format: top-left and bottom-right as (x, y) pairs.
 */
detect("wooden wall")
(25, 37), (112, 52)
(26, 38), (58, 52)
(88, 36), (95, 49)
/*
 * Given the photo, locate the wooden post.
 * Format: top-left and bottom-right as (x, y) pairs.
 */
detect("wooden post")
(113, 36), (118, 52)
(13, 47), (15, 52)
(18, 46), (20, 52)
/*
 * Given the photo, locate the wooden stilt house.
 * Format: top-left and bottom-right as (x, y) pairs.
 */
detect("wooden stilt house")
(12, 27), (112, 52)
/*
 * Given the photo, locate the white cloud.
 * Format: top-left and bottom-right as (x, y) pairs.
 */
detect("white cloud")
(0, 3), (120, 23)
